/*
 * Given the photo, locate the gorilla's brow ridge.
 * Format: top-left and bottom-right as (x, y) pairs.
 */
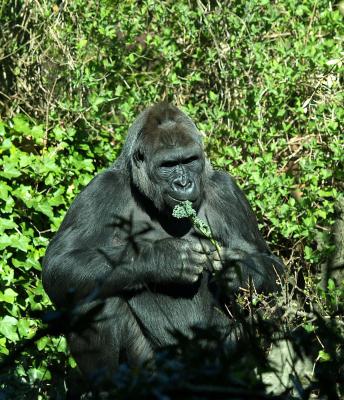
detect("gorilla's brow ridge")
(158, 120), (177, 130)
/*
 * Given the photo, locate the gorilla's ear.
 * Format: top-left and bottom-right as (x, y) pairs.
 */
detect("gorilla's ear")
(133, 149), (144, 168)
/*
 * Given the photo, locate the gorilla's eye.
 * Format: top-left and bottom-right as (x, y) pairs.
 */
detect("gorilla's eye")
(160, 160), (178, 168)
(182, 156), (199, 164)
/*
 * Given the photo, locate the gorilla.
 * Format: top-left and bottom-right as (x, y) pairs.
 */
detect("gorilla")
(42, 102), (283, 381)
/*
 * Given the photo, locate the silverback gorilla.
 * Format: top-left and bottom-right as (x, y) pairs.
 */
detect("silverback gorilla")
(42, 103), (283, 380)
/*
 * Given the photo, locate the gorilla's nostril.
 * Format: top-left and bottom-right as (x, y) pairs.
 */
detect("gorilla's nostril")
(174, 180), (192, 190)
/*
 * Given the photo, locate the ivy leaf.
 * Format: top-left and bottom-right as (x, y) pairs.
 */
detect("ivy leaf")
(36, 202), (54, 220)
(37, 336), (50, 351)
(28, 367), (51, 382)
(17, 318), (33, 338)
(13, 115), (31, 135)
(0, 288), (18, 304)
(0, 234), (12, 250)
(0, 163), (21, 179)
(0, 218), (17, 233)
(0, 316), (19, 341)
(31, 124), (44, 144)
(0, 120), (6, 136)
(318, 350), (331, 362)
(327, 279), (336, 292)
(0, 233), (31, 252)
(0, 338), (9, 355)
(0, 181), (10, 200)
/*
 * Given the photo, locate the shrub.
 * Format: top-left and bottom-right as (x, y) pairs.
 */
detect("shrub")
(0, 0), (343, 398)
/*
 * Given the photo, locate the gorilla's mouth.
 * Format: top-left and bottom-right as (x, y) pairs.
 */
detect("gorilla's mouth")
(168, 193), (198, 203)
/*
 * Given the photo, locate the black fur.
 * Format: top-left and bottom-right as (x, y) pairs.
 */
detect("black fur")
(42, 103), (284, 381)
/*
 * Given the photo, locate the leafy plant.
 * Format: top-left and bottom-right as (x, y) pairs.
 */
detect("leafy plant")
(172, 200), (220, 251)
(0, 0), (343, 398)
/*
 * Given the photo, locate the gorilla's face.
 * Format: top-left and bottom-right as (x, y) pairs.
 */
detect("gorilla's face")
(150, 144), (205, 210)
(132, 125), (206, 213)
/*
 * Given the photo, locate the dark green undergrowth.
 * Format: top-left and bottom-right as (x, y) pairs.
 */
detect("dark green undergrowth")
(0, 0), (343, 398)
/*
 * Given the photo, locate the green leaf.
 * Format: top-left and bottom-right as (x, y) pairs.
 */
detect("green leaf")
(0, 163), (21, 179)
(53, 126), (66, 141)
(28, 367), (51, 382)
(0, 234), (12, 250)
(1, 138), (11, 149)
(12, 115), (31, 135)
(303, 323), (314, 333)
(77, 38), (88, 49)
(36, 202), (54, 220)
(315, 209), (327, 219)
(318, 350), (331, 362)
(0, 337), (9, 355)
(0, 316), (19, 341)
(209, 91), (218, 101)
(37, 336), (50, 351)
(11, 233), (31, 252)
(327, 279), (336, 292)
(0, 288), (18, 304)
(56, 337), (67, 353)
(172, 201), (196, 219)
(0, 120), (6, 136)
(0, 218), (17, 233)
(17, 319), (32, 338)
(0, 181), (10, 200)
(31, 124), (44, 143)
(115, 85), (123, 96)
(68, 356), (77, 368)
(304, 245), (313, 261)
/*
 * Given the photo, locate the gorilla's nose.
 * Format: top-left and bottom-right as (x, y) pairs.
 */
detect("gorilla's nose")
(172, 178), (193, 192)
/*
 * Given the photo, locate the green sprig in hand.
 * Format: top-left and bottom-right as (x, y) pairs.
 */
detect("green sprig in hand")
(172, 200), (221, 252)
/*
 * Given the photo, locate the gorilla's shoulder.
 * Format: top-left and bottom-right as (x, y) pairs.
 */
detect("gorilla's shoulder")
(84, 168), (129, 193)
(209, 170), (240, 193)
(209, 170), (256, 220)
(73, 168), (131, 209)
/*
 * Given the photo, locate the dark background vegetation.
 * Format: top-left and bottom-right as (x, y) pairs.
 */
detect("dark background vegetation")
(0, 0), (343, 398)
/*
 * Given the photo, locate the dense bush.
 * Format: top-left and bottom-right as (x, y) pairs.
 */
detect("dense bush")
(0, 0), (343, 398)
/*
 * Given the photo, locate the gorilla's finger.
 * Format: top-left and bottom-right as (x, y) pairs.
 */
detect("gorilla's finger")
(211, 260), (223, 271)
(213, 248), (243, 262)
(190, 242), (216, 254)
(190, 252), (209, 264)
(212, 250), (224, 261)
(193, 265), (204, 274)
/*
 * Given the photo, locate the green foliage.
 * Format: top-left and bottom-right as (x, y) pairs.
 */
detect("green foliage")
(173, 201), (197, 220)
(0, 113), (118, 391)
(0, 0), (343, 398)
(173, 200), (220, 251)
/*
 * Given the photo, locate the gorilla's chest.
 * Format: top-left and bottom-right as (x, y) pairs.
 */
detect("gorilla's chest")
(113, 203), (196, 242)
(127, 274), (219, 346)
(113, 202), (222, 243)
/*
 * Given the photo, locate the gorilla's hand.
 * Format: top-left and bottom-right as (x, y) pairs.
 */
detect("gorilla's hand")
(147, 239), (215, 285)
(204, 246), (244, 273)
(210, 249), (283, 292)
(185, 241), (218, 282)
(204, 247), (248, 289)
(170, 240), (216, 284)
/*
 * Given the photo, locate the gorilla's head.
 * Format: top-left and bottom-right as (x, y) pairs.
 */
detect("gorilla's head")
(129, 103), (207, 213)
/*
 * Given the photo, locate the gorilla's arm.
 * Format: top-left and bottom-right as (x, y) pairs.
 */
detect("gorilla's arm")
(42, 170), (204, 307)
(208, 171), (284, 292)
